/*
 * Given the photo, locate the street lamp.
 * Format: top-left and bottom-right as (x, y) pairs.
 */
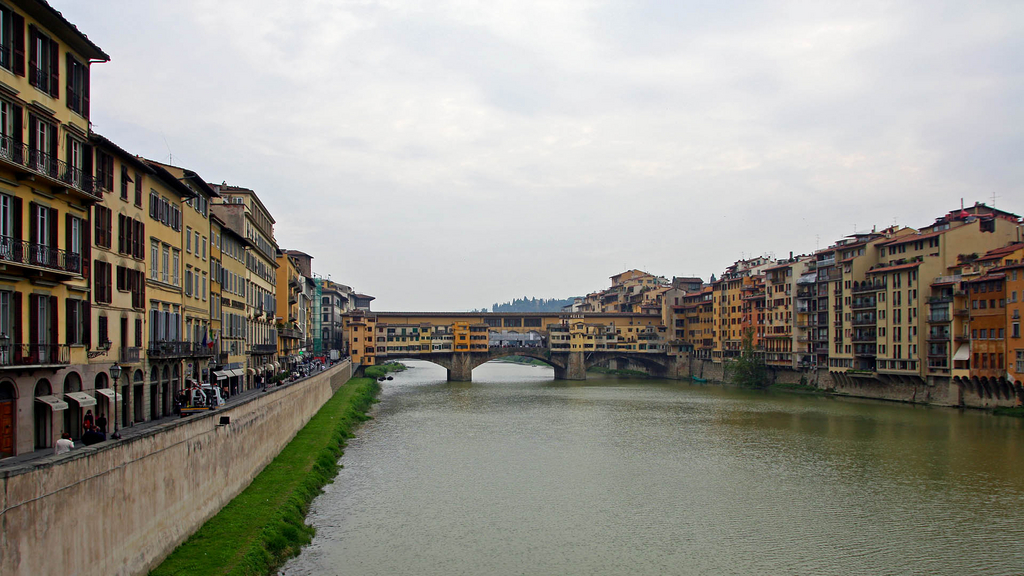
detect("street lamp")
(108, 363), (122, 440)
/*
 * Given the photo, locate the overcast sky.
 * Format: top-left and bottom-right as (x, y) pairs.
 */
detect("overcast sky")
(56, 0), (1022, 311)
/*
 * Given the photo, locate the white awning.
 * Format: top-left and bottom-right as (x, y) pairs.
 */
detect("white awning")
(35, 395), (68, 411)
(247, 368), (255, 376)
(65, 392), (97, 408)
(95, 388), (123, 403)
(953, 344), (970, 361)
(213, 371), (228, 381)
(228, 369), (244, 377)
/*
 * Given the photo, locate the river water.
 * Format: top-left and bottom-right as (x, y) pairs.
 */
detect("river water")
(280, 360), (1024, 576)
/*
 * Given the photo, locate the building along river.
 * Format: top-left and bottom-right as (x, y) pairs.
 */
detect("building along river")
(280, 360), (1024, 576)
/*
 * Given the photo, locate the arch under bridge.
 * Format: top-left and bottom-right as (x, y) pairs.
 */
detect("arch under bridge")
(381, 346), (679, 382)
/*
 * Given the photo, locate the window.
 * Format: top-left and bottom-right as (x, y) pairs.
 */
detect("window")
(184, 268), (192, 297)
(97, 315), (108, 347)
(95, 150), (114, 191)
(66, 53), (89, 118)
(161, 245), (169, 283)
(0, 5), (25, 75)
(27, 25), (57, 97)
(120, 165), (129, 200)
(150, 240), (158, 280)
(201, 236), (206, 260)
(185, 226), (191, 253)
(94, 260), (111, 303)
(172, 249), (179, 286)
(133, 172), (142, 206)
(28, 114), (56, 173)
(94, 205), (111, 249)
(65, 299), (86, 345)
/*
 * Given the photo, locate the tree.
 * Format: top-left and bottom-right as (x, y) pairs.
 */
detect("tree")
(731, 329), (769, 389)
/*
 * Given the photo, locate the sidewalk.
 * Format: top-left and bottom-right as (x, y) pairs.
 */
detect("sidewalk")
(0, 364), (339, 472)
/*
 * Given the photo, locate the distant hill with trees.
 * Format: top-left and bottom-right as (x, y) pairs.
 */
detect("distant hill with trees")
(487, 297), (576, 313)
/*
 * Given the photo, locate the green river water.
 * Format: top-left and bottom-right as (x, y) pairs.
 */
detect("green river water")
(280, 360), (1024, 576)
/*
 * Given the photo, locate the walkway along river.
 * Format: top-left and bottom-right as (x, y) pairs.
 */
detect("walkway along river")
(281, 360), (1024, 576)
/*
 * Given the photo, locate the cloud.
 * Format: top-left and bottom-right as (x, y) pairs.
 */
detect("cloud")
(55, 0), (1024, 310)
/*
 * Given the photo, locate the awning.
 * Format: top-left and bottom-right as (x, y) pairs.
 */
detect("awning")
(953, 344), (970, 361)
(65, 392), (97, 408)
(247, 368), (255, 376)
(272, 362), (280, 370)
(213, 371), (228, 381)
(229, 368), (245, 378)
(95, 388), (123, 403)
(35, 395), (69, 411)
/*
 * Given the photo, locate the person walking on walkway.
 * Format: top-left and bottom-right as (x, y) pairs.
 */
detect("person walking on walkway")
(54, 432), (74, 455)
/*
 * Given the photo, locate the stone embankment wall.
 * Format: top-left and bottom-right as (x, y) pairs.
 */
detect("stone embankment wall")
(0, 361), (352, 576)
(675, 355), (1017, 409)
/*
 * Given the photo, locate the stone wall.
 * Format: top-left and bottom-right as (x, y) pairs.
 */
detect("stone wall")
(0, 361), (352, 576)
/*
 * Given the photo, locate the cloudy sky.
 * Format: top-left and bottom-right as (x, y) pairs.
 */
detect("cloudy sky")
(56, 0), (1022, 311)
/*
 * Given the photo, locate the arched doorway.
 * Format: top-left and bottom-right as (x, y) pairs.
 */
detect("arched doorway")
(170, 365), (180, 415)
(134, 369), (146, 423)
(34, 379), (53, 449)
(62, 372), (83, 440)
(94, 373), (110, 433)
(150, 367), (159, 420)
(0, 380), (17, 458)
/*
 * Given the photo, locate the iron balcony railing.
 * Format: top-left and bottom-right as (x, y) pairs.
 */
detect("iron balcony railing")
(251, 343), (277, 354)
(928, 312), (951, 323)
(0, 134), (97, 196)
(147, 340), (192, 358)
(0, 236), (82, 274)
(119, 346), (142, 364)
(0, 343), (71, 367)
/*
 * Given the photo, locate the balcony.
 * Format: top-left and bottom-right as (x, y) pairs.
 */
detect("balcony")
(927, 295), (953, 304)
(852, 333), (877, 343)
(191, 343), (215, 358)
(251, 343), (277, 355)
(0, 135), (98, 197)
(928, 312), (951, 323)
(279, 328), (303, 340)
(0, 343), (70, 367)
(852, 317), (877, 326)
(118, 347), (142, 364)
(953, 308), (969, 317)
(147, 341), (191, 358)
(817, 256), (837, 268)
(852, 299), (876, 310)
(926, 334), (950, 342)
(0, 236), (82, 276)
(853, 282), (885, 293)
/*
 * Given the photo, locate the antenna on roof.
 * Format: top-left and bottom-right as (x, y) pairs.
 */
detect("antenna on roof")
(162, 134), (173, 164)
(991, 191), (1000, 207)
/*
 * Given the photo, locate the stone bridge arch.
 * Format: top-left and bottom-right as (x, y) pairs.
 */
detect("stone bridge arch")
(582, 351), (673, 378)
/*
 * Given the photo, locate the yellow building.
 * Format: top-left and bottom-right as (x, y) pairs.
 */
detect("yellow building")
(211, 214), (247, 393)
(0, 0), (110, 456)
(211, 185), (278, 386)
(84, 135), (151, 434)
(148, 161), (218, 391)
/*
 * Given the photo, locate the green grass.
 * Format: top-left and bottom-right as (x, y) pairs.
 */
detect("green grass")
(365, 361), (406, 379)
(150, 377), (381, 576)
(992, 406), (1024, 418)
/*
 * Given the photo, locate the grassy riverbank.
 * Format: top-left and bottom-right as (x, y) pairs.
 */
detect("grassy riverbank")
(150, 376), (382, 576)
(365, 361), (406, 378)
(495, 355), (550, 367)
(993, 406), (1024, 418)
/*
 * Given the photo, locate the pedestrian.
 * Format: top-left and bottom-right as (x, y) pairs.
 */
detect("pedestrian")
(83, 409), (94, 431)
(54, 432), (74, 455)
(96, 413), (107, 434)
(81, 426), (104, 446)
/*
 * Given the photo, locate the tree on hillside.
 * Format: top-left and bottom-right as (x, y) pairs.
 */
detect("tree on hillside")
(731, 329), (769, 389)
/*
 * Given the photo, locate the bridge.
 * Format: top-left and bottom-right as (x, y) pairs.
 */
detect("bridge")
(344, 311), (680, 381)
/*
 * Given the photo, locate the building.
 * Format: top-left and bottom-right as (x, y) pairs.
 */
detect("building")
(0, 0), (111, 456)
(211, 185), (278, 384)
